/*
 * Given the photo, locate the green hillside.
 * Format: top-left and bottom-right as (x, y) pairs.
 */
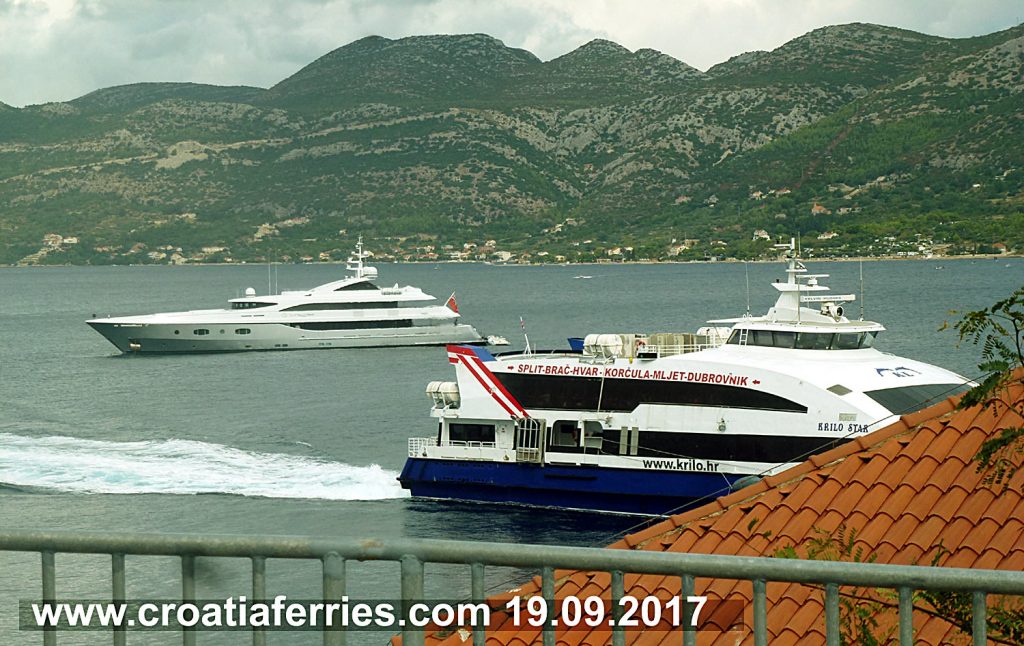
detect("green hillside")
(1, 23), (1021, 266)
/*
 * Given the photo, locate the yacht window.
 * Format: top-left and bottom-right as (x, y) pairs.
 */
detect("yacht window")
(231, 302), (274, 309)
(283, 302), (399, 311)
(448, 423), (495, 444)
(193, 329), (210, 336)
(290, 320), (414, 330)
(865, 383), (973, 416)
(334, 282), (379, 291)
(235, 328), (251, 335)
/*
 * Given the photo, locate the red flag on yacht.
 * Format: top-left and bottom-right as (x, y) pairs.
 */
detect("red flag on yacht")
(445, 293), (459, 313)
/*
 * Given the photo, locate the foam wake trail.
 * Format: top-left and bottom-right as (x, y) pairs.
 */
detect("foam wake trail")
(0, 433), (407, 500)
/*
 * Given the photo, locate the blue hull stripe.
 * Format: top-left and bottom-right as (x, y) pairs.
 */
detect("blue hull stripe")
(398, 458), (746, 516)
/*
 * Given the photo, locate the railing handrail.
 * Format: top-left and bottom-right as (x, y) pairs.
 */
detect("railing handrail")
(3, 530), (1023, 595)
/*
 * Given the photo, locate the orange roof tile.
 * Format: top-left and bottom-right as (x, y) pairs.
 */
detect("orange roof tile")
(403, 370), (1024, 646)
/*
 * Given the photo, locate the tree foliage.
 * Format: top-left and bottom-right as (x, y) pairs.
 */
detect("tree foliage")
(954, 286), (1024, 486)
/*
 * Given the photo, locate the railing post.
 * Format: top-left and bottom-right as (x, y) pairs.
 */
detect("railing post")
(322, 552), (345, 646)
(681, 574), (696, 646)
(825, 583), (840, 646)
(401, 555), (425, 646)
(42, 551), (56, 646)
(541, 566), (555, 646)
(898, 586), (913, 645)
(610, 570), (625, 646)
(181, 555), (196, 646)
(752, 578), (767, 646)
(972, 590), (987, 646)
(251, 556), (266, 646)
(470, 563), (485, 646)
(112, 554), (126, 646)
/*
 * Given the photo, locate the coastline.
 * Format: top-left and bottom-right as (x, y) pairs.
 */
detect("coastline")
(3, 253), (1020, 269)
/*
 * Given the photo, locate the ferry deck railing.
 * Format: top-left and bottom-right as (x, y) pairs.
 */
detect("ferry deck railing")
(2, 529), (1023, 646)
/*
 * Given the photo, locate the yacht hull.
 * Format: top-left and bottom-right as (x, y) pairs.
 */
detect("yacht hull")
(398, 457), (747, 516)
(88, 321), (483, 353)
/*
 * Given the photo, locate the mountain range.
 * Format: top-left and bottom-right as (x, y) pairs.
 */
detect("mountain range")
(1, 23), (1022, 265)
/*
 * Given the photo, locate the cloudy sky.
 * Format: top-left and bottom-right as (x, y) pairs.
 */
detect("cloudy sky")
(1, 0), (1021, 107)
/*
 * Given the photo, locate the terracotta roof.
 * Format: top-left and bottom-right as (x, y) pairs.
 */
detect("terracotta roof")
(399, 370), (1024, 645)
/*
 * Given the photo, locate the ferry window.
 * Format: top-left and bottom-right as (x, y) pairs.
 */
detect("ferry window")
(865, 383), (972, 416)
(795, 333), (817, 349)
(751, 330), (774, 347)
(582, 421), (604, 451)
(773, 331), (796, 348)
(550, 421), (579, 448)
(448, 423), (495, 444)
(497, 373), (807, 413)
(727, 331), (741, 345)
(861, 331), (878, 348)
(235, 328), (251, 335)
(834, 333), (861, 350)
(193, 329), (210, 336)
(795, 332), (834, 349)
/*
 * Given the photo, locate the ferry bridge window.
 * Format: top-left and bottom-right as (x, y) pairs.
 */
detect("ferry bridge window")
(728, 330), (878, 350)
(447, 423), (495, 444)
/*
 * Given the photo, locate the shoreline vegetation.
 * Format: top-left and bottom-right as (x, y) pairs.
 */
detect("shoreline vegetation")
(4, 253), (1020, 270)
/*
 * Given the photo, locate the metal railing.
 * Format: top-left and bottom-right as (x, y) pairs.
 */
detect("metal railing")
(407, 437), (431, 457)
(2, 529), (1023, 646)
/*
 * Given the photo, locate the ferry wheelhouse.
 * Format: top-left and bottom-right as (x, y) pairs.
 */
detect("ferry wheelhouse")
(399, 243), (972, 515)
(88, 239), (483, 353)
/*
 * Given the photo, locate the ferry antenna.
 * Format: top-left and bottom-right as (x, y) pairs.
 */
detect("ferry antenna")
(744, 261), (750, 316)
(859, 260), (865, 320)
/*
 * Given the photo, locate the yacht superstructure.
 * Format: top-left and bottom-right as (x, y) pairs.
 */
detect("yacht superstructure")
(88, 240), (483, 353)
(399, 241), (972, 515)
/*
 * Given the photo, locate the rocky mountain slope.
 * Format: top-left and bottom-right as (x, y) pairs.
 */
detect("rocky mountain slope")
(1, 23), (1021, 265)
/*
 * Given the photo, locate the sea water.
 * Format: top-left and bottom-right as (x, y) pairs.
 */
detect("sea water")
(1, 258), (1021, 644)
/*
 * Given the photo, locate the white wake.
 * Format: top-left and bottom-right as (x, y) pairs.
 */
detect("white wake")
(0, 433), (407, 500)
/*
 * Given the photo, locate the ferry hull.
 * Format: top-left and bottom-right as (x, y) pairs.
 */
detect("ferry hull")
(398, 458), (747, 516)
(88, 321), (483, 353)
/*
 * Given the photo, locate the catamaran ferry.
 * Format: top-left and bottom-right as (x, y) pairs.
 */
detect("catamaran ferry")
(399, 242), (973, 515)
(88, 239), (483, 353)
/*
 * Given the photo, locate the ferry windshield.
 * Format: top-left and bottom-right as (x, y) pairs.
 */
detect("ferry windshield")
(865, 383), (973, 416)
(727, 330), (878, 349)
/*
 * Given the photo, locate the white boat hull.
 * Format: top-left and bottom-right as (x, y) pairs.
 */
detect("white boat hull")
(88, 320), (483, 353)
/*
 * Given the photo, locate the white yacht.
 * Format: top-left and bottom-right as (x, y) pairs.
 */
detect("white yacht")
(88, 240), (483, 353)
(399, 240), (973, 515)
